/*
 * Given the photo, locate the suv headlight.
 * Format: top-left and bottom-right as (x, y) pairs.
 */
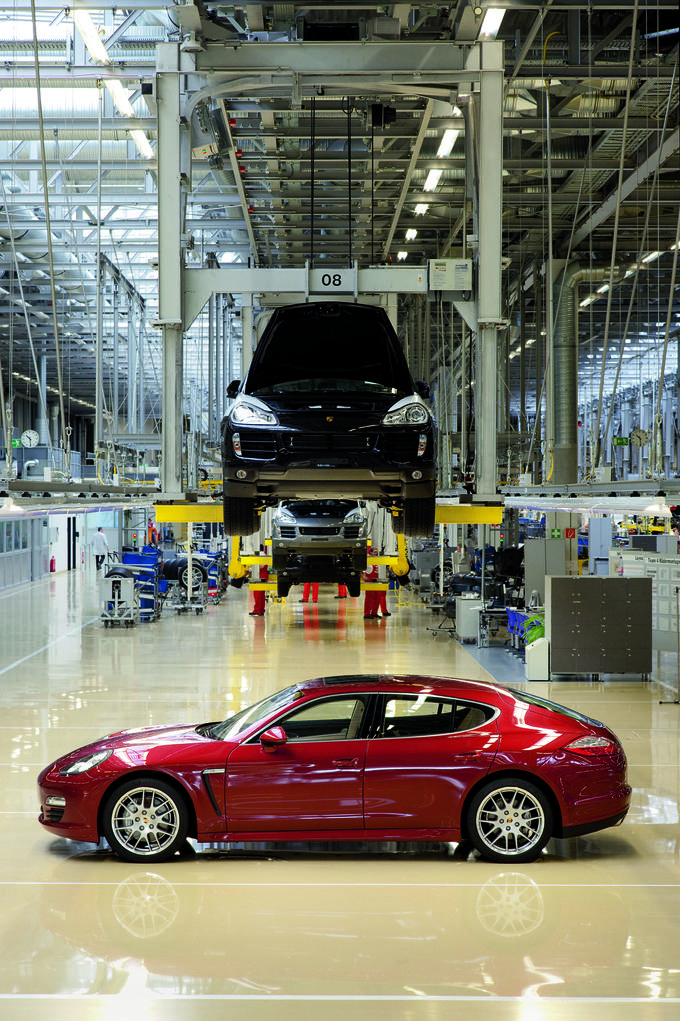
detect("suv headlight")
(276, 507), (297, 525)
(230, 399), (278, 426)
(382, 402), (430, 426)
(59, 749), (113, 775)
(344, 510), (365, 524)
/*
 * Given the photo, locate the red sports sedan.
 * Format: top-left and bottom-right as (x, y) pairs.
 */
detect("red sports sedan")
(37, 675), (631, 864)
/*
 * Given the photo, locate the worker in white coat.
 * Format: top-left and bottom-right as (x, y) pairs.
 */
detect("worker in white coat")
(92, 527), (110, 572)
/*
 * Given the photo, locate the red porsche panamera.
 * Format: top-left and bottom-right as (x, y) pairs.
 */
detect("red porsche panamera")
(37, 675), (631, 864)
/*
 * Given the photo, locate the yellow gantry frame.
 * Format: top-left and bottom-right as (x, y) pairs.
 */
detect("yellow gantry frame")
(155, 501), (503, 587)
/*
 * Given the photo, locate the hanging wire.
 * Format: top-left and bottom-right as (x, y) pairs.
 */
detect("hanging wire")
(29, 0), (70, 474)
(592, 0), (641, 466)
(600, 59), (679, 468)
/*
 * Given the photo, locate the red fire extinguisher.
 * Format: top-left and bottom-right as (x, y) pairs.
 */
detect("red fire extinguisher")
(50, 556), (56, 573)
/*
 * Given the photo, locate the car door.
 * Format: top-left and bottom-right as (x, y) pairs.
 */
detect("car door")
(364, 694), (500, 830)
(226, 694), (371, 832)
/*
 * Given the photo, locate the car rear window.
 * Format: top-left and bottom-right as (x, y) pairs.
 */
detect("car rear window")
(246, 305), (414, 396)
(508, 688), (604, 727)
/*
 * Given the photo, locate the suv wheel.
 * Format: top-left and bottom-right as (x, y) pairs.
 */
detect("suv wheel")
(277, 576), (292, 598)
(390, 510), (405, 534)
(403, 496), (436, 538)
(223, 495), (259, 536)
(347, 578), (361, 598)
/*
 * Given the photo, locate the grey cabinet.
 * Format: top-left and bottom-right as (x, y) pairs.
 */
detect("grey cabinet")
(546, 576), (652, 675)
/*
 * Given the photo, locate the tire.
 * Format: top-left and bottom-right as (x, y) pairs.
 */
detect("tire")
(277, 576), (292, 598)
(223, 494), (259, 536)
(390, 510), (405, 534)
(347, 578), (361, 598)
(105, 566), (134, 579)
(178, 560), (208, 593)
(102, 778), (189, 863)
(402, 495), (436, 538)
(466, 778), (553, 864)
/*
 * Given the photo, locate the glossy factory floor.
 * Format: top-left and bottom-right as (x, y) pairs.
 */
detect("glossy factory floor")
(1, 567), (679, 1021)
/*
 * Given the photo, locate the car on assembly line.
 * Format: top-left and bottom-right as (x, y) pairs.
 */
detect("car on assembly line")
(271, 498), (369, 598)
(220, 301), (436, 538)
(37, 674), (631, 865)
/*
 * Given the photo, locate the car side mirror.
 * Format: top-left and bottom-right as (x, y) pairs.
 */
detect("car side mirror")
(415, 380), (430, 399)
(226, 379), (241, 399)
(260, 725), (287, 749)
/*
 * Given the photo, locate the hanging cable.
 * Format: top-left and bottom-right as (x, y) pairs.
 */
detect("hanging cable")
(347, 96), (353, 268)
(592, 0), (640, 466)
(29, 0), (70, 475)
(600, 59), (678, 466)
(310, 96), (315, 268)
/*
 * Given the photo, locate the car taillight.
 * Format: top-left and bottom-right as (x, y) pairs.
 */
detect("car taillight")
(564, 735), (617, 756)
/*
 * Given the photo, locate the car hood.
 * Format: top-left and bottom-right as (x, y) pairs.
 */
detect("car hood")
(246, 392), (404, 415)
(47, 723), (233, 774)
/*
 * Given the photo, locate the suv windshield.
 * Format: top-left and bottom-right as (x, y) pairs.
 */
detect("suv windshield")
(246, 304), (414, 397)
(282, 500), (358, 519)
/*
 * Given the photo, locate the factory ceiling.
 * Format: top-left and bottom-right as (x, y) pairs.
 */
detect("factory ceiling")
(0, 2), (678, 443)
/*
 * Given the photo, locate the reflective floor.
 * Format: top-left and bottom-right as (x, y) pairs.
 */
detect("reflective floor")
(1, 567), (679, 1020)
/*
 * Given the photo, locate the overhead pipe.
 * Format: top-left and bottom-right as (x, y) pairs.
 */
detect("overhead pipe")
(551, 263), (620, 484)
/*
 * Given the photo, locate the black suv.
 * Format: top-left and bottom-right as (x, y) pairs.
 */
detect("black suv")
(220, 302), (436, 536)
(271, 499), (368, 598)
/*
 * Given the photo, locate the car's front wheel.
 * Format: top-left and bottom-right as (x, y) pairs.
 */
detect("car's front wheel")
(223, 494), (260, 536)
(466, 779), (553, 863)
(102, 778), (190, 863)
(402, 495), (436, 537)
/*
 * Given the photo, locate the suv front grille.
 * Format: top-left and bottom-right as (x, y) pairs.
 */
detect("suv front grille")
(237, 430), (278, 459)
(381, 433), (419, 461)
(344, 525), (363, 539)
(278, 526), (297, 539)
(299, 526), (341, 536)
(284, 433), (377, 454)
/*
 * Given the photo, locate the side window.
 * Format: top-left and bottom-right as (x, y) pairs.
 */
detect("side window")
(276, 697), (367, 743)
(378, 695), (491, 738)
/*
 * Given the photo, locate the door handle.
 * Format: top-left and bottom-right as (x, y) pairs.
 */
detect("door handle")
(331, 757), (360, 768)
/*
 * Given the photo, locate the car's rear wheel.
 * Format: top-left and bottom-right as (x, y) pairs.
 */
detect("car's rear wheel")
(347, 577), (361, 598)
(277, 576), (292, 598)
(102, 778), (189, 863)
(403, 495), (436, 537)
(223, 494), (259, 536)
(466, 779), (553, 863)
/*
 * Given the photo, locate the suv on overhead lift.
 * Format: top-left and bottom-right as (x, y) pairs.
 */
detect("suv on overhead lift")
(220, 301), (437, 537)
(271, 498), (368, 598)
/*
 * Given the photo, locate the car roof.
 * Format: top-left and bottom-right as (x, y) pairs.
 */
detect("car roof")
(298, 674), (509, 700)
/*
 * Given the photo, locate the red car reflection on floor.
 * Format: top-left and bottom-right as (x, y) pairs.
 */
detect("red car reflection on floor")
(37, 674), (630, 864)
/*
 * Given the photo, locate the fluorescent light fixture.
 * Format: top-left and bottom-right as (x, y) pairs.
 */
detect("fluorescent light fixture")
(414, 203), (429, 216)
(105, 79), (136, 118)
(423, 169), (442, 192)
(437, 129), (459, 158)
(73, 11), (110, 64)
(671, 241), (679, 251)
(596, 284), (609, 293)
(397, 251), (408, 261)
(642, 251), (663, 263)
(405, 228), (417, 241)
(130, 130), (154, 159)
(478, 8), (506, 40)
(579, 295), (597, 308)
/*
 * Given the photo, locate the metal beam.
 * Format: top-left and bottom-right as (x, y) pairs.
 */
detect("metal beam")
(381, 99), (433, 261)
(571, 128), (680, 245)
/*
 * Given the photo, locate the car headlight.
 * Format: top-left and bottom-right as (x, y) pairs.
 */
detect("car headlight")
(59, 749), (113, 775)
(344, 510), (365, 524)
(276, 508), (297, 525)
(230, 399), (278, 426)
(382, 403), (430, 426)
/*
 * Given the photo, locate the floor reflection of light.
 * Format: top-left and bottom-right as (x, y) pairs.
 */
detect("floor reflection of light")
(641, 967), (663, 998)
(520, 956), (565, 999)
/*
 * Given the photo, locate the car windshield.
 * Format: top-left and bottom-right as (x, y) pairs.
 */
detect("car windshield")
(246, 307), (414, 397)
(209, 685), (302, 740)
(283, 500), (357, 519)
(509, 688), (604, 727)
